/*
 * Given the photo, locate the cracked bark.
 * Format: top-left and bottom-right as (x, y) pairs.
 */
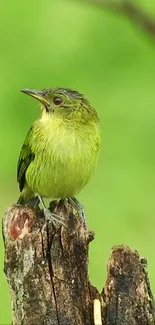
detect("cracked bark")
(2, 200), (155, 325)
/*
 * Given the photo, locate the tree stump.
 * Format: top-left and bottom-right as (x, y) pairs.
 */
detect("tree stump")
(2, 200), (155, 325)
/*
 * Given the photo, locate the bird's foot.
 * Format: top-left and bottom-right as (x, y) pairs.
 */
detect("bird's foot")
(68, 197), (87, 227)
(43, 208), (66, 227)
(37, 195), (66, 227)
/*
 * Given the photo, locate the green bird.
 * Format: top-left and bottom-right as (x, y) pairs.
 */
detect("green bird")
(17, 88), (100, 225)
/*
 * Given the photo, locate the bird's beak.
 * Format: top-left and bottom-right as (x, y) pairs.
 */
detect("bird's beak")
(20, 89), (49, 106)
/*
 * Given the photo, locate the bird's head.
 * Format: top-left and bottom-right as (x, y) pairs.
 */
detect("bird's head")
(20, 87), (98, 123)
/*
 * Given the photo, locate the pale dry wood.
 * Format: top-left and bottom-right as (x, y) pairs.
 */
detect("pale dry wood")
(94, 299), (102, 325)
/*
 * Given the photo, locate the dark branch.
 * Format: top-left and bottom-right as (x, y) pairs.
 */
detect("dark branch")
(78, 0), (155, 40)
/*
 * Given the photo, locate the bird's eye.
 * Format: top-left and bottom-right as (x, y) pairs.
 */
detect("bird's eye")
(53, 97), (62, 105)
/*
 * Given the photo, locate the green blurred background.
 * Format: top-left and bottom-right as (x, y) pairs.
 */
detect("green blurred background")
(1, 0), (155, 322)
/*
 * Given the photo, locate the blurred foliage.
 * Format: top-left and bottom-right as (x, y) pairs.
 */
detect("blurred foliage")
(1, 0), (155, 323)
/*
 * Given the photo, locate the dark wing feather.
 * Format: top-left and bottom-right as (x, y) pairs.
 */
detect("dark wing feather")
(17, 126), (35, 192)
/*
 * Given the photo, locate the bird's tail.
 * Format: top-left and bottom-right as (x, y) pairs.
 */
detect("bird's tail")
(17, 195), (25, 205)
(17, 195), (39, 207)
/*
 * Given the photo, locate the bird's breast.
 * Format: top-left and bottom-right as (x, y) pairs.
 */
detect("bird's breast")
(26, 117), (100, 198)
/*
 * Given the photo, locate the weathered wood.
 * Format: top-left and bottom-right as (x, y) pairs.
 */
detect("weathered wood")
(2, 200), (155, 325)
(3, 200), (96, 325)
(102, 246), (155, 325)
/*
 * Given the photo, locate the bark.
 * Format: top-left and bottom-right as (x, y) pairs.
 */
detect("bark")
(2, 200), (155, 325)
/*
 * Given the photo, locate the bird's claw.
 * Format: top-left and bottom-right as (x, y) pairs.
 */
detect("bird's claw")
(43, 208), (66, 227)
(68, 197), (87, 227)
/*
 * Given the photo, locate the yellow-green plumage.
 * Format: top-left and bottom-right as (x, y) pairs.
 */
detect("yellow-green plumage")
(17, 88), (100, 202)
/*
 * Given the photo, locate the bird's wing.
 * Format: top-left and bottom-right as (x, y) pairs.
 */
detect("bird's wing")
(17, 126), (35, 192)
